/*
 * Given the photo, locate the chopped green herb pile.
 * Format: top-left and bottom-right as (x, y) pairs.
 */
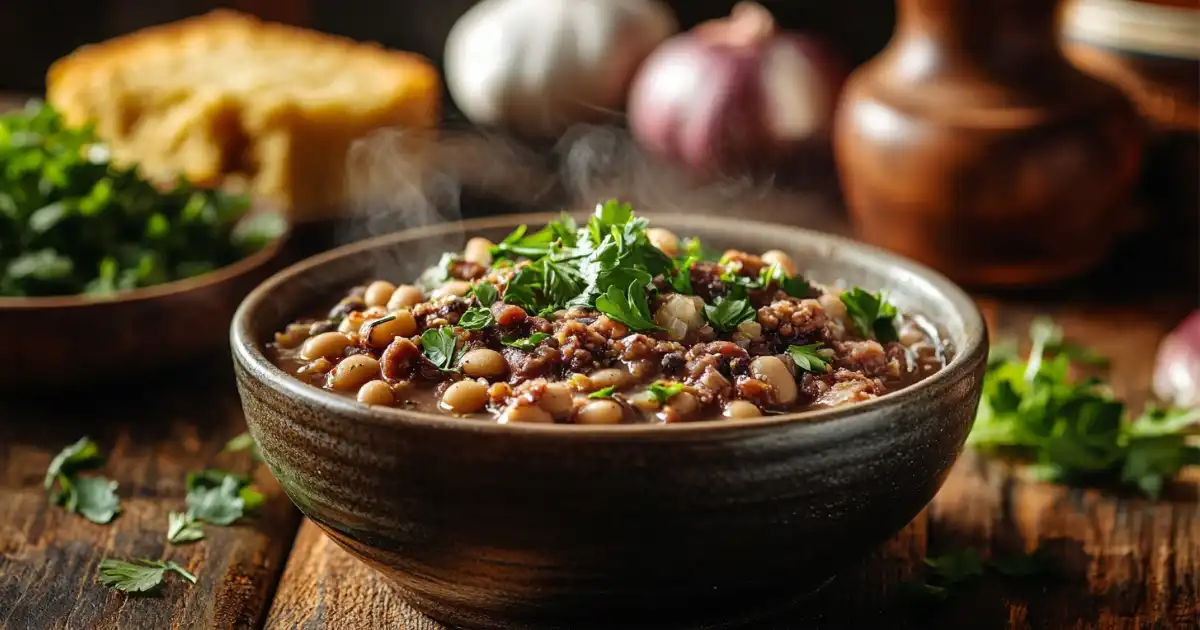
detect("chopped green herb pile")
(44, 437), (121, 524)
(96, 558), (196, 594)
(0, 101), (285, 298)
(969, 317), (1200, 498)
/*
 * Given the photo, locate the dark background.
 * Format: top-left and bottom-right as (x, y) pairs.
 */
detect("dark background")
(0, 0), (896, 110)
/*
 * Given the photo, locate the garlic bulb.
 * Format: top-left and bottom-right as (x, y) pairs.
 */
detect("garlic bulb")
(445, 0), (677, 139)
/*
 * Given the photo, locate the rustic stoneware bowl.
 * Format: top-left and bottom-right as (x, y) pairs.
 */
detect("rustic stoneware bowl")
(231, 213), (988, 630)
(0, 225), (287, 392)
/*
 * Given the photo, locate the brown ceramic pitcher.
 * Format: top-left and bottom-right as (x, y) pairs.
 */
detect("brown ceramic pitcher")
(833, 0), (1144, 287)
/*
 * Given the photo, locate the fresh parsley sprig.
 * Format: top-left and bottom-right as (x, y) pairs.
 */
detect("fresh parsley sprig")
(787, 343), (830, 373)
(647, 381), (686, 405)
(97, 558), (196, 594)
(502, 332), (550, 352)
(421, 327), (462, 371)
(840, 287), (899, 342)
(588, 386), (617, 399)
(595, 281), (663, 332)
(703, 295), (756, 333)
(969, 318), (1200, 498)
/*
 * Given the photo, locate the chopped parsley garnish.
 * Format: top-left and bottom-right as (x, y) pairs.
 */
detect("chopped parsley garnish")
(647, 381), (686, 405)
(588, 386), (616, 399)
(759, 263), (811, 298)
(840, 287), (899, 342)
(97, 558), (196, 594)
(421, 327), (460, 371)
(903, 548), (1046, 603)
(44, 437), (121, 524)
(668, 256), (695, 294)
(502, 332), (549, 352)
(703, 295), (756, 332)
(968, 318), (1200, 498)
(471, 281), (498, 307)
(458, 307), (494, 331)
(0, 101), (283, 298)
(595, 281), (662, 331)
(787, 343), (830, 373)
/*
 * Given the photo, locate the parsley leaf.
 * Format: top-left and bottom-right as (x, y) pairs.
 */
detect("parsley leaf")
(502, 332), (549, 352)
(167, 511), (205, 545)
(668, 256), (695, 294)
(924, 549), (985, 584)
(840, 287), (899, 342)
(421, 327), (460, 371)
(44, 436), (104, 491)
(703, 296), (756, 333)
(787, 343), (830, 373)
(458, 307), (494, 331)
(647, 381), (686, 405)
(588, 386), (616, 399)
(186, 475), (246, 526)
(97, 558), (196, 594)
(759, 263), (811, 298)
(68, 477), (122, 524)
(595, 280), (663, 332)
(471, 281), (498, 307)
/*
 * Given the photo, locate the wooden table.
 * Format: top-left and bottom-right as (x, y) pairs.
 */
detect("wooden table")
(1, 187), (1197, 630)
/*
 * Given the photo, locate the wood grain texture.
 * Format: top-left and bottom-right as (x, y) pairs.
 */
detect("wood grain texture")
(0, 357), (302, 630)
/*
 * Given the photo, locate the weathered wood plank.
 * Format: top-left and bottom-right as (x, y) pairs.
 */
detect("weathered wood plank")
(0, 358), (302, 630)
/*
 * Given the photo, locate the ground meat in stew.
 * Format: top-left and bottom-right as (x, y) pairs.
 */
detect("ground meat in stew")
(268, 203), (948, 424)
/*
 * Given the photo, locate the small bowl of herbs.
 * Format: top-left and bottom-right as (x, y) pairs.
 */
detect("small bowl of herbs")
(0, 101), (288, 389)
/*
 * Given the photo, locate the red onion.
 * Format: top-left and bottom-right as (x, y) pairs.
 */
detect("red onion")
(1154, 310), (1200, 408)
(626, 2), (846, 176)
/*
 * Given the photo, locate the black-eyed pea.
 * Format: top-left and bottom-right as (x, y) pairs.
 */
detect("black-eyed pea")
(761, 250), (797, 276)
(360, 311), (418, 349)
(750, 356), (798, 405)
(575, 399), (624, 425)
(301, 331), (353, 361)
(357, 380), (395, 406)
(500, 402), (554, 424)
(442, 380), (489, 414)
(329, 355), (381, 392)
(464, 237), (494, 266)
(431, 280), (471, 300)
(364, 281), (397, 308)
(460, 348), (507, 379)
(587, 368), (628, 390)
(646, 227), (680, 257)
(537, 383), (574, 419)
(724, 400), (762, 419)
(387, 285), (425, 310)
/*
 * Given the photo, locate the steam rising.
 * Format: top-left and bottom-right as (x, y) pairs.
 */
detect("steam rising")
(340, 121), (835, 282)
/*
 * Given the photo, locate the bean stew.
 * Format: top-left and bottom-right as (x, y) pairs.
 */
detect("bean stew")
(268, 201), (948, 424)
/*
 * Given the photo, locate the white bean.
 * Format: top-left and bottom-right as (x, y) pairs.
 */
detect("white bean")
(501, 403), (554, 424)
(364, 281), (397, 308)
(575, 399), (624, 425)
(724, 400), (762, 419)
(537, 383), (574, 419)
(464, 237), (494, 266)
(750, 356), (798, 405)
(432, 281), (471, 300)
(761, 250), (797, 276)
(360, 311), (418, 349)
(301, 332), (352, 361)
(460, 348), (507, 379)
(387, 285), (425, 310)
(442, 380), (488, 413)
(646, 228), (680, 257)
(330, 355), (381, 391)
(357, 380), (395, 406)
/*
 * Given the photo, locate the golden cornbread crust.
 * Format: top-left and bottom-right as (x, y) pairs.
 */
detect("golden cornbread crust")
(47, 10), (442, 220)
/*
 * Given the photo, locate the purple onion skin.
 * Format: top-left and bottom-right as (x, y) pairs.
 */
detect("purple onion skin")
(1154, 310), (1200, 409)
(627, 31), (846, 177)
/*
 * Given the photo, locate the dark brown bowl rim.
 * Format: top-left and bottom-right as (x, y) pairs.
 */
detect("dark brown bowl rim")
(0, 226), (291, 311)
(231, 212), (987, 438)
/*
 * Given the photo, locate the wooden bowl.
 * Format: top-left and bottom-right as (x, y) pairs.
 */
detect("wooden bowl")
(230, 213), (988, 630)
(0, 229), (288, 392)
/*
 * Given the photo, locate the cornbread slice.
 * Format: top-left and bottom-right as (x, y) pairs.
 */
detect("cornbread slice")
(47, 10), (441, 220)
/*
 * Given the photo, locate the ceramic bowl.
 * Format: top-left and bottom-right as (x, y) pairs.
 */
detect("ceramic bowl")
(231, 213), (988, 630)
(0, 227), (288, 392)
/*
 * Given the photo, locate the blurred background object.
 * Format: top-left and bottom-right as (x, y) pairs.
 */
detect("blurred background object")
(833, 0), (1144, 288)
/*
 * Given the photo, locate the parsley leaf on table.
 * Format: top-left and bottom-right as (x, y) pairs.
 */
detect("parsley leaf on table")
(787, 343), (830, 373)
(595, 281), (663, 332)
(502, 332), (550, 352)
(840, 287), (899, 342)
(184, 469), (262, 527)
(44, 437), (121, 524)
(703, 296), (756, 333)
(167, 511), (205, 545)
(421, 327), (460, 371)
(97, 558), (196, 594)
(647, 381), (686, 405)
(968, 318), (1200, 498)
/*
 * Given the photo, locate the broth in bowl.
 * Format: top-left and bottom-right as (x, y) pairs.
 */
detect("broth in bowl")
(268, 200), (948, 424)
